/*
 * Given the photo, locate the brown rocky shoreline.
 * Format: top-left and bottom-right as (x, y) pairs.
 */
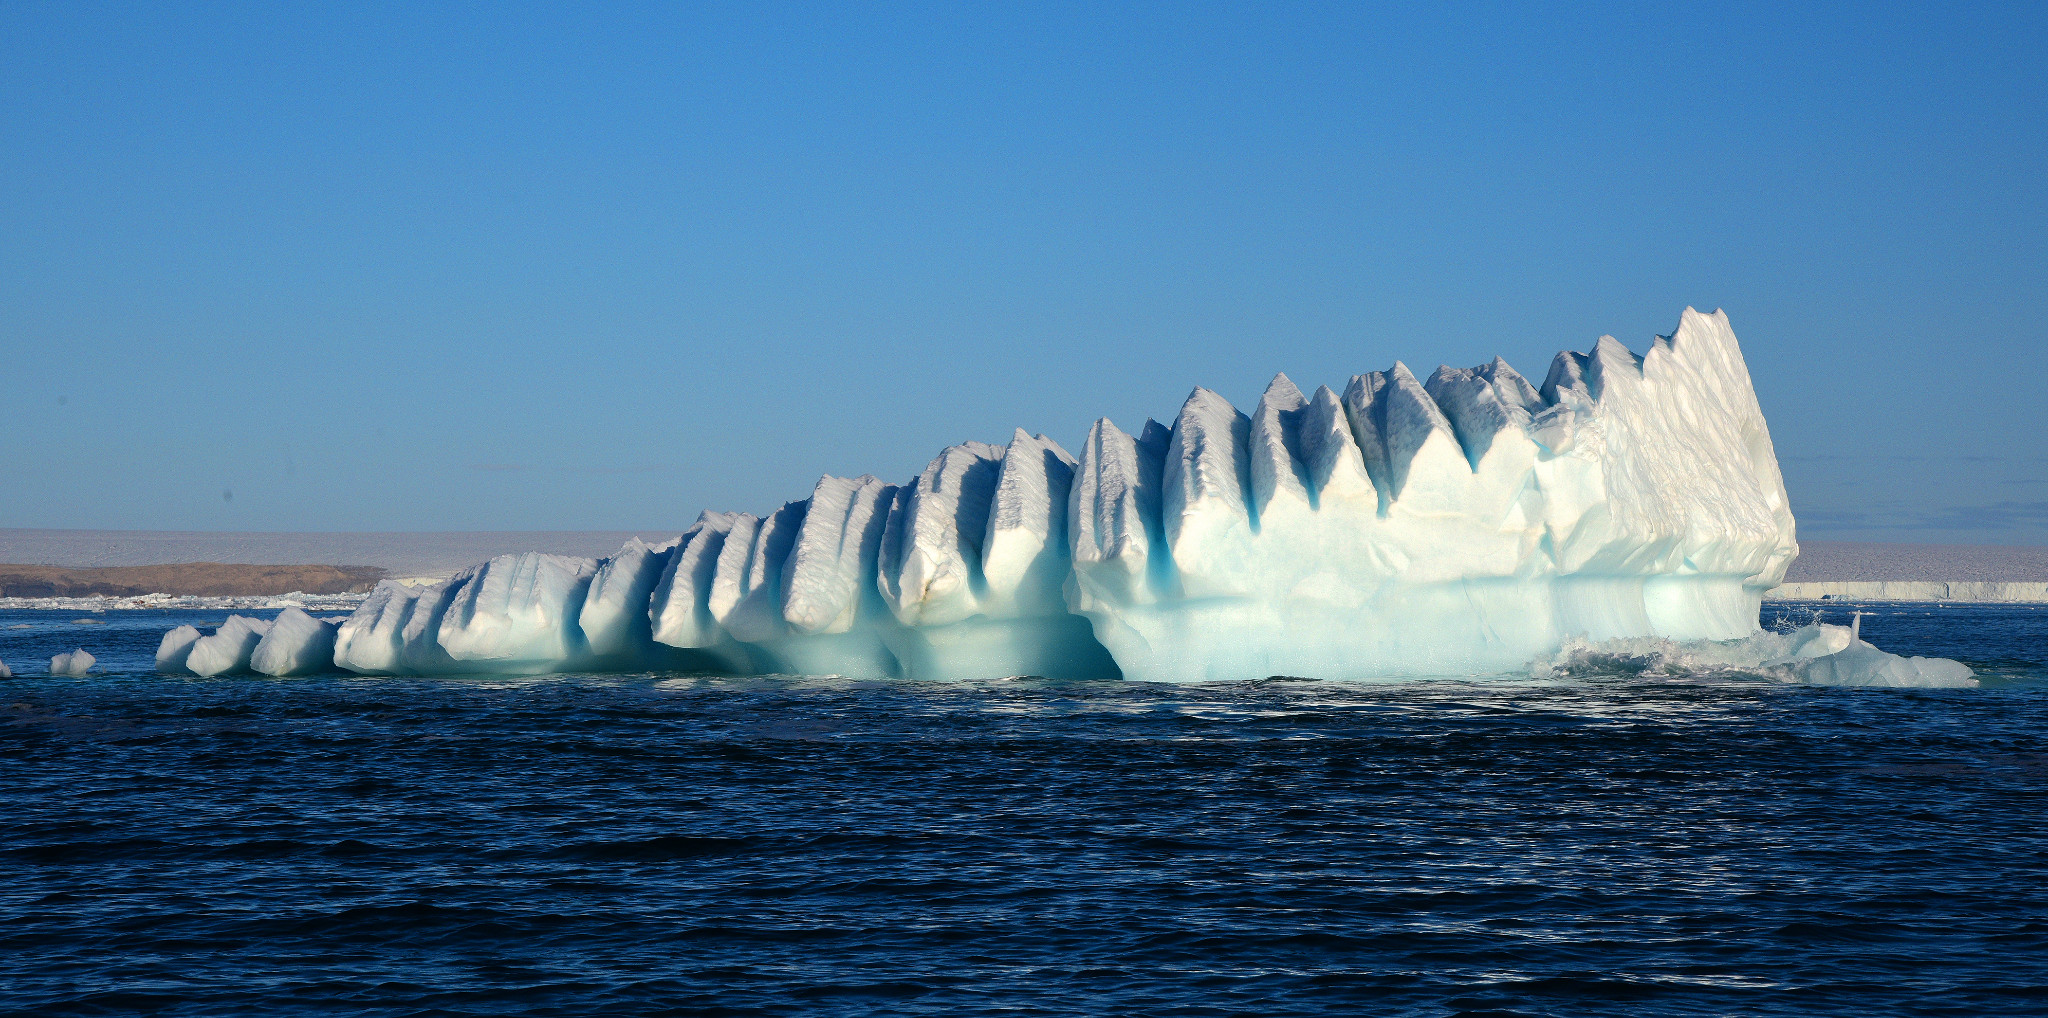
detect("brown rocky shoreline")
(0, 563), (386, 598)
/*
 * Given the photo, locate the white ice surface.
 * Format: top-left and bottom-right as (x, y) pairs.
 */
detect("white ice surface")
(156, 625), (202, 673)
(186, 615), (273, 676)
(251, 607), (339, 677)
(436, 553), (600, 672)
(49, 649), (95, 676)
(333, 553), (604, 675)
(1534, 623), (1976, 688)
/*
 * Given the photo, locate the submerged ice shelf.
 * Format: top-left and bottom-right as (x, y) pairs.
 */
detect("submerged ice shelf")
(152, 309), (1966, 685)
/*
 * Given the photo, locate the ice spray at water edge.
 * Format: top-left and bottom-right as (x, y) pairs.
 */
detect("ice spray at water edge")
(162, 308), (1969, 686)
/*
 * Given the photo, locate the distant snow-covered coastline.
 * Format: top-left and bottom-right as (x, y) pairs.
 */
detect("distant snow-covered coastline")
(0, 591), (371, 612)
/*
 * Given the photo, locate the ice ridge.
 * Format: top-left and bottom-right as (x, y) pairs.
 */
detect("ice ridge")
(184, 309), (1914, 683)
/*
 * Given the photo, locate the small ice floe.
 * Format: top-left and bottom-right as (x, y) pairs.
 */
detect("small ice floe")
(0, 656), (11, 678)
(1535, 623), (1975, 689)
(49, 649), (96, 676)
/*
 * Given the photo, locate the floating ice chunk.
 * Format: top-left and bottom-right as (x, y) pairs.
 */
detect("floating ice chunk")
(251, 607), (339, 677)
(156, 625), (203, 673)
(1534, 624), (1974, 688)
(187, 616), (273, 676)
(1780, 623), (1853, 658)
(1785, 637), (1976, 688)
(0, 657), (11, 678)
(50, 649), (95, 676)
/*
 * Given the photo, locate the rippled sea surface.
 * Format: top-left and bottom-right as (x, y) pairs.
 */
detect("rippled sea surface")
(3, 602), (2046, 1016)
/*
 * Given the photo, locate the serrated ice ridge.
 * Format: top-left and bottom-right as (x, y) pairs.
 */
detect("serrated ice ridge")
(165, 308), (1798, 682)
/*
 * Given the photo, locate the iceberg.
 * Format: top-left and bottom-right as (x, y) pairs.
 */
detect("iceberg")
(167, 309), (1971, 686)
(50, 649), (95, 676)
(0, 657), (11, 678)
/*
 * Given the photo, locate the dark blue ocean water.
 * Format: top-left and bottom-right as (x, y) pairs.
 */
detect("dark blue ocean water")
(2, 602), (2045, 1016)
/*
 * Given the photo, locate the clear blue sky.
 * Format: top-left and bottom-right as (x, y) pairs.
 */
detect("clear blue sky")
(3, 3), (2044, 544)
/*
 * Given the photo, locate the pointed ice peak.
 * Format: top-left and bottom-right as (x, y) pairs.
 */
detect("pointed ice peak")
(1299, 384), (1374, 505)
(1138, 418), (1172, 454)
(1577, 335), (1646, 402)
(1671, 306), (1731, 349)
(983, 427), (1082, 612)
(1162, 387), (1254, 587)
(1658, 307), (1752, 388)
(1259, 372), (1307, 411)
(1592, 334), (1639, 365)
(989, 429), (1078, 543)
(1250, 373), (1313, 517)
(1426, 359), (1541, 468)
(1341, 361), (1456, 500)
(1476, 357), (1544, 410)
(1068, 416), (1172, 606)
(1541, 350), (1591, 405)
(1004, 427), (1079, 467)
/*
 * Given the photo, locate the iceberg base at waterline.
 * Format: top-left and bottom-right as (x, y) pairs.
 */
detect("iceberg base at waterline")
(145, 309), (1975, 688)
